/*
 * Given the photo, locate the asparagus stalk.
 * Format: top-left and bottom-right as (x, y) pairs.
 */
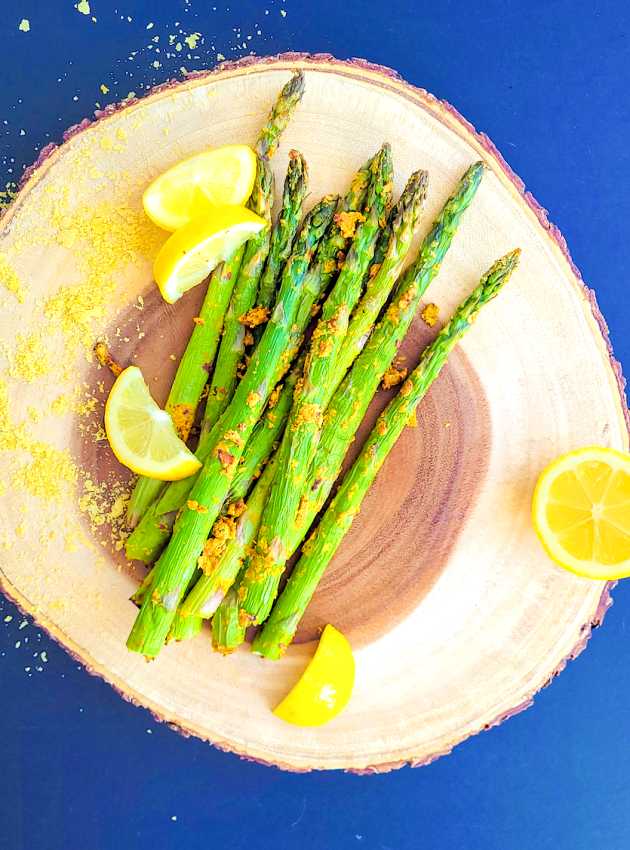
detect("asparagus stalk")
(234, 161), (484, 627)
(236, 144), (394, 624)
(179, 168), (429, 622)
(256, 151), (310, 317)
(126, 72), (306, 527)
(167, 355), (306, 630)
(254, 249), (521, 657)
(167, 611), (203, 643)
(181, 455), (279, 619)
(126, 353), (305, 566)
(126, 255), (244, 525)
(211, 587), (246, 654)
(124, 155), (374, 562)
(126, 195), (338, 657)
(255, 72), (305, 159)
(199, 157), (276, 436)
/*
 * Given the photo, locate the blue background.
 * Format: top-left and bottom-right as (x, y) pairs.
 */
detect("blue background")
(1, 1), (629, 848)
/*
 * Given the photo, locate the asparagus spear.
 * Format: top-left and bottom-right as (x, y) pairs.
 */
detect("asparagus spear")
(235, 161), (484, 627)
(255, 72), (305, 159)
(126, 195), (338, 657)
(124, 155), (374, 562)
(179, 168), (429, 623)
(164, 351), (304, 637)
(126, 255), (244, 525)
(167, 611), (203, 643)
(256, 151), (310, 317)
(211, 587), (246, 654)
(126, 353), (305, 566)
(236, 144), (394, 624)
(181, 456), (278, 619)
(168, 354), (305, 631)
(254, 249), (521, 658)
(199, 157), (275, 436)
(126, 72), (306, 527)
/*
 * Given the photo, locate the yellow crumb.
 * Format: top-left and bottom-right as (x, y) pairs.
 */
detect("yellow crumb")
(400, 379), (413, 398)
(382, 364), (407, 390)
(10, 333), (52, 382)
(13, 444), (77, 501)
(18, 19), (30, 32)
(224, 429), (245, 448)
(184, 32), (202, 49)
(246, 391), (261, 408)
(421, 303), (440, 327)
(0, 253), (26, 302)
(75, 0), (90, 15)
(168, 403), (194, 440)
(240, 306), (269, 328)
(100, 84), (109, 94)
(334, 211), (365, 239)
(187, 500), (208, 514)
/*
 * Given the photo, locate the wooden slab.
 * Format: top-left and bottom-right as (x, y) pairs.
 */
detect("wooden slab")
(0, 54), (627, 772)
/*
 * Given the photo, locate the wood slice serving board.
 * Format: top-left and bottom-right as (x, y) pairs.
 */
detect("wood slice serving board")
(0, 54), (627, 772)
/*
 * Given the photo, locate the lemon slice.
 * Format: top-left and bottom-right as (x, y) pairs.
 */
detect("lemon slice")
(273, 625), (355, 726)
(143, 144), (258, 231)
(153, 205), (265, 304)
(105, 366), (202, 481)
(532, 446), (630, 580)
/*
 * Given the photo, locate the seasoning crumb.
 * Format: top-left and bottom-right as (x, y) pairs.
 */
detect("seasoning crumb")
(421, 303), (440, 327)
(18, 19), (30, 32)
(240, 306), (269, 328)
(0, 252), (25, 303)
(382, 364), (408, 390)
(75, 0), (91, 15)
(185, 32), (202, 50)
(334, 211), (365, 239)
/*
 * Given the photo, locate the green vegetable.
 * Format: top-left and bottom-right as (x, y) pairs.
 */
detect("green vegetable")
(254, 249), (521, 657)
(126, 72), (306, 527)
(232, 162), (483, 626)
(181, 456), (278, 620)
(126, 194), (338, 657)
(211, 588), (246, 654)
(126, 354), (305, 568)
(126, 253), (244, 527)
(124, 154), (375, 563)
(256, 150), (309, 317)
(178, 167), (429, 624)
(255, 72), (305, 159)
(199, 157), (275, 436)
(236, 144), (394, 626)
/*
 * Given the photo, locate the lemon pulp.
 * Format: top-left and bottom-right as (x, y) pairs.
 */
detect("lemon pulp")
(104, 366), (202, 481)
(532, 446), (630, 580)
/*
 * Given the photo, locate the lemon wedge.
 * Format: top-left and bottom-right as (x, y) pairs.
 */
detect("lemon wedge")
(105, 366), (202, 481)
(532, 446), (630, 580)
(143, 144), (258, 231)
(153, 205), (265, 304)
(273, 625), (355, 726)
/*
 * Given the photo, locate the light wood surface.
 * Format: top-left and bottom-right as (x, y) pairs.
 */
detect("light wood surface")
(0, 54), (627, 772)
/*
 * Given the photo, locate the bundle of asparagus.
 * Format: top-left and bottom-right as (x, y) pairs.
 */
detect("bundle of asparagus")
(117, 72), (519, 662)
